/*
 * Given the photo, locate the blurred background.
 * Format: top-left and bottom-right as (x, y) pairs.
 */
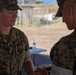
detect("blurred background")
(14, 0), (73, 66)
(16, 0), (58, 26)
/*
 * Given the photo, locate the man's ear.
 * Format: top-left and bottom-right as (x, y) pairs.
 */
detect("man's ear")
(68, 5), (73, 17)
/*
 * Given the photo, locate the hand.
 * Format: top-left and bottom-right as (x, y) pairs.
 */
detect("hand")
(33, 67), (48, 75)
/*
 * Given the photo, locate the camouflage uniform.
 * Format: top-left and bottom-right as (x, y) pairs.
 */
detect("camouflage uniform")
(50, 30), (76, 75)
(0, 27), (30, 75)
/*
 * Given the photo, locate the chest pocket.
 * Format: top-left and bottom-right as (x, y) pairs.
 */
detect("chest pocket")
(14, 34), (26, 70)
(15, 41), (25, 63)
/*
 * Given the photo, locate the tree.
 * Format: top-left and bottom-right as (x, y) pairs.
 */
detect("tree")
(24, 0), (28, 4)
(35, 0), (43, 4)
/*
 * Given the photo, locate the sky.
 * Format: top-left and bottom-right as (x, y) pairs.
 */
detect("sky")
(18, 0), (57, 4)
(42, 0), (57, 4)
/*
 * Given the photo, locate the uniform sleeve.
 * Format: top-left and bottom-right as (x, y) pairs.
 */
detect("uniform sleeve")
(50, 41), (59, 61)
(22, 33), (31, 60)
(50, 37), (75, 70)
(24, 50), (31, 60)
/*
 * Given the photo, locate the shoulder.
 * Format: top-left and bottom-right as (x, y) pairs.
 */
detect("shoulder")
(12, 27), (28, 42)
(12, 27), (24, 35)
(58, 30), (76, 43)
(12, 27), (27, 38)
(52, 31), (76, 50)
(12, 27), (29, 49)
(59, 30), (76, 45)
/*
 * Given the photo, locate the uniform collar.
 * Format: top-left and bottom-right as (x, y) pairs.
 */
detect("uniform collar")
(8, 27), (17, 45)
(0, 27), (17, 45)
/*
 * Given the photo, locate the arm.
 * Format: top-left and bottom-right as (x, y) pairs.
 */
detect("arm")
(23, 58), (48, 75)
(23, 58), (35, 75)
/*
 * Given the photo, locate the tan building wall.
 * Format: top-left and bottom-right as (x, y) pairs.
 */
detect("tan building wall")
(18, 4), (58, 25)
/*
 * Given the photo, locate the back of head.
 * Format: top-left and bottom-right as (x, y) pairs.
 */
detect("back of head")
(0, 0), (22, 11)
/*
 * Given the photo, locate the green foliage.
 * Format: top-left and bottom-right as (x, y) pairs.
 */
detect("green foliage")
(24, 0), (27, 3)
(35, 0), (43, 4)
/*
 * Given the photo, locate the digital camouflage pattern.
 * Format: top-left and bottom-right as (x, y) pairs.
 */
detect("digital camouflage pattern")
(50, 30), (76, 75)
(0, 27), (30, 75)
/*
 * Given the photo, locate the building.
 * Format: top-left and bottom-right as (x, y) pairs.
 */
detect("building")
(17, 4), (58, 25)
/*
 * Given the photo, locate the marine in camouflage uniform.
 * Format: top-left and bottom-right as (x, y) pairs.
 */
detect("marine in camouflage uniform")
(50, 30), (76, 75)
(50, 0), (76, 75)
(0, 0), (34, 75)
(0, 27), (30, 75)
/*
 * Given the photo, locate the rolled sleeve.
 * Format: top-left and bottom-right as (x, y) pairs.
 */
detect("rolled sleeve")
(24, 50), (31, 60)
